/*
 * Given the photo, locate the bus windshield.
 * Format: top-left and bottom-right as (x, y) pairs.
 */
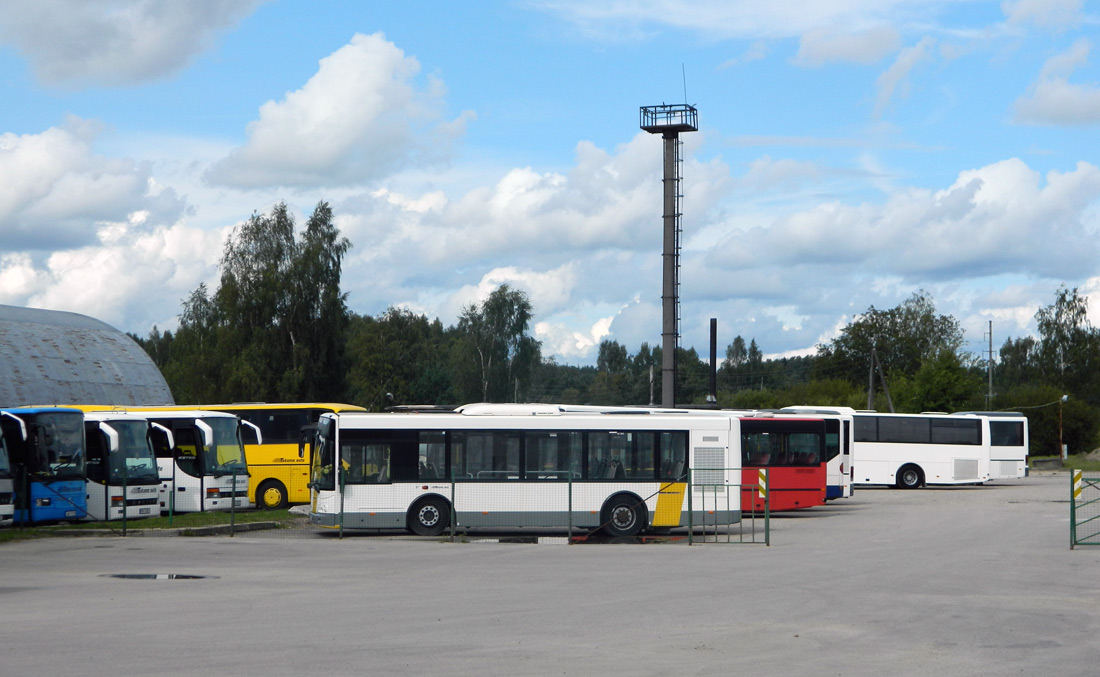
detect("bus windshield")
(33, 411), (86, 479)
(108, 420), (159, 482)
(204, 417), (248, 476)
(310, 417), (336, 491)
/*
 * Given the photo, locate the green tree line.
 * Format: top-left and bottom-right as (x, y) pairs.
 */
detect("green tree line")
(132, 203), (1100, 456)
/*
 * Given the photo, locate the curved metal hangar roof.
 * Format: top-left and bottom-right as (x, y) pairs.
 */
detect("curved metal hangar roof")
(0, 305), (174, 407)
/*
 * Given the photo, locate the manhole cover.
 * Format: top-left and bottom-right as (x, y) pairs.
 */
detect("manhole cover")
(100, 574), (218, 580)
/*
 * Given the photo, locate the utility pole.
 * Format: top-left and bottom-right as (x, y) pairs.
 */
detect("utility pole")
(987, 320), (993, 409)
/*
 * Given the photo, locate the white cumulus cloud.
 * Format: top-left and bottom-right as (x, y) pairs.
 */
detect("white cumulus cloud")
(1002, 0), (1084, 30)
(793, 24), (901, 67)
(874, 36), (936, 118)
(205, 32), (473, 189)
(0, 0), (263, 87)
(1015, 39), (1100, 125)
(0, 118), (189, 251)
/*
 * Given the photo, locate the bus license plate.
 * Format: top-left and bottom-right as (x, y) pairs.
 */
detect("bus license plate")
(139, 508), (152, 515)
(65, 510), (76, 517)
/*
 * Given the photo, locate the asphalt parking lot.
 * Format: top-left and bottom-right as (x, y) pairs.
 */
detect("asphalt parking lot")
(2, 471), (1097, 676)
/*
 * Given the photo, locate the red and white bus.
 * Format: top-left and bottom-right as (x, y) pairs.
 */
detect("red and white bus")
(779, 406), (854, 500)
(738, 414), (828, 512)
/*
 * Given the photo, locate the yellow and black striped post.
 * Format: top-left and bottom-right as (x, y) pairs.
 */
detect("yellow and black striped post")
(759, 468), (770, 546)
(1072, 470), (1082, 549)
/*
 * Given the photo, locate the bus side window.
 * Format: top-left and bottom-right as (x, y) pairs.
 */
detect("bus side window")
(172, 429), (200, 476)
(85, 428), (107, 483)
(148, 428), (171, 458)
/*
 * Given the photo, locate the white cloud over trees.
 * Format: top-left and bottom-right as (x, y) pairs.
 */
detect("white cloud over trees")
(0, 119), (188, 250)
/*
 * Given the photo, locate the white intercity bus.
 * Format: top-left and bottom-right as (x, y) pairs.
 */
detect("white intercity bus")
(76, 407), (255, 513)
(852, 411), (991, 488)
(307, 403), (741, 537)
(141, 409), (254, 513)
(82, 411), (166, 521)
(957, 411), (1029, 480)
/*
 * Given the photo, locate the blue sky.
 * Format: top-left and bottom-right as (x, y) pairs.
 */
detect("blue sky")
(1, 0), (1099, 366)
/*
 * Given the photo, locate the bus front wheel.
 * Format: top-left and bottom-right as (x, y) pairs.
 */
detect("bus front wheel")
(896, 465), (923, 489)
(408, 497), (450, 536)
(257, 480), (289, 509)
(601, 495), (646, 538)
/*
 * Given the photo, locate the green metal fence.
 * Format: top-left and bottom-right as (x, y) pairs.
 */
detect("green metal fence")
(328, 468), (769, 545)
(1070, 470), (1100, 548)
(431, 469), (769, 546)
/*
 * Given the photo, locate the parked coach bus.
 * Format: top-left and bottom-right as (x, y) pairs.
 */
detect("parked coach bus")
(139, 409), (253, 514)
(0, 407), (88, 524)
(307, 403), (741, 537)
(82, 411), (165, 521)
(852, 411), (991, 488)
(957, 411), (1029, 480)
(75, 407), (253, 514)
(193, 403), (367, 509)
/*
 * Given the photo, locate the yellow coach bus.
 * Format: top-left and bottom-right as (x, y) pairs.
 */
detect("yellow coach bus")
(195, 403), (367, 509)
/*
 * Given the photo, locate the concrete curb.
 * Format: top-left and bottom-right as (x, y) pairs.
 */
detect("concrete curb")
(45, 521), (282, 537)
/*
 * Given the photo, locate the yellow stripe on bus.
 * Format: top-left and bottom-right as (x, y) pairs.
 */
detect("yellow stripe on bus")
(652, 482), (687, 527)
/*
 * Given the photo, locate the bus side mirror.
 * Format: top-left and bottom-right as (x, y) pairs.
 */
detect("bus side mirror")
(298, 424), (317, 460)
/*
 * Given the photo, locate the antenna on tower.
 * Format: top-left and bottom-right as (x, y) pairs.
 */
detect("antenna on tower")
(682, 63), (688, 104)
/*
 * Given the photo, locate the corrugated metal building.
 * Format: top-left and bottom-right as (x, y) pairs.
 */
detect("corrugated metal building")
(0, 305), (174, 407)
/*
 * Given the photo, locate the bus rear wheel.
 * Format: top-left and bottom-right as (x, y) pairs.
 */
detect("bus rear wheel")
(257, 480), (288, 509)
(601, 495), (646, 538)
(408, 497), (450, 536)
(896, 465), (923, 489)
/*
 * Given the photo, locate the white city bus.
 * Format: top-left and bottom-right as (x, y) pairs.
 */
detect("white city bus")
(958, 412), (1029, 480)
(82, 411), (166, 521)
(307, 403), (741, 537)
(852, 412), (991, 488)
(778, 406), (854, 500)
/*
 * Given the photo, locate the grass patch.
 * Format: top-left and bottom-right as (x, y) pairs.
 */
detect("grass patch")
(0, 508), (306, 545)
(1030, 455), (1100, 472)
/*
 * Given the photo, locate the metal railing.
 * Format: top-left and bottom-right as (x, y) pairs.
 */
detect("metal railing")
(1071, 470), (1100, 548)
(335, 468), (770, 545)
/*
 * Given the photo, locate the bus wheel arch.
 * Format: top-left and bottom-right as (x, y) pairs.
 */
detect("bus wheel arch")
(407, 495), (451, 536)
(896, 464), (923, 489)
(601, 493), (647, 538)
(256, 479), (289, 509)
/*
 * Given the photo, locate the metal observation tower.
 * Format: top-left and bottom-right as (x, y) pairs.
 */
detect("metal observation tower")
(640, 104), (698, 407)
